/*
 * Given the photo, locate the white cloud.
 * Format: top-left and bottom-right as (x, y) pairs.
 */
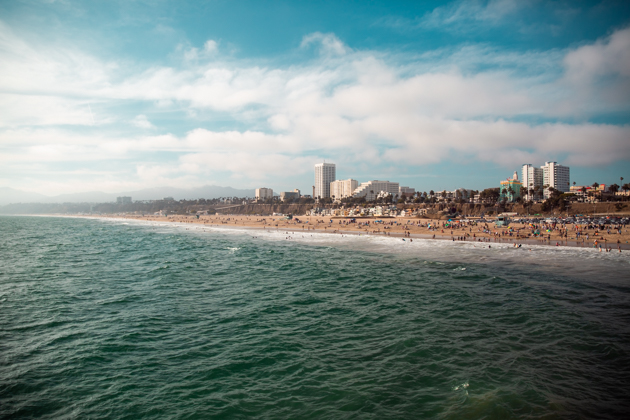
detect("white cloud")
(1, 19), (629, 194)
(131, 114), (155, 129)
(564, 27), (630, 82)
(183, 47), (199, 61)
(204, 39), (218, 54)
(379, 0), (525, 32)
(301, 32), (349, 56)
(421, 0), (522, 27)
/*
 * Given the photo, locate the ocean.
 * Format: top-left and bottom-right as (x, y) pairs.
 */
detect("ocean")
(1, 215), (629, 419)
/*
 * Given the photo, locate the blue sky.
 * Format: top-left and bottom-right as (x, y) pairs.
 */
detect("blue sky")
(1, 0), (629, 195)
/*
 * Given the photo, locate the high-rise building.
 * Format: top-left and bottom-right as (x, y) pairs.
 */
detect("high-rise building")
(522, 164), (544, 201)
(541, 161), (570, 198)
(116, 196), (132, 204)
(314, 163), (336, 199)
(330, 179), (358, 199)
(255, 188), (273, 200)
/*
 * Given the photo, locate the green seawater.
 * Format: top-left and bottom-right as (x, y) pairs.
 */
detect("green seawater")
(1, 216), (629, 419)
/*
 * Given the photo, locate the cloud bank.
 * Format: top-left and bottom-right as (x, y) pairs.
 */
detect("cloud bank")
(0, 19), (629, 194)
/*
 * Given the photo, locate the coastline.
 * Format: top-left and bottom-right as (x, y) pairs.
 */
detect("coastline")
(69, 213), (630, 251)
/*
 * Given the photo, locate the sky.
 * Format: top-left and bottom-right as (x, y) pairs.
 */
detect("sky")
(1, 0), (629, 196)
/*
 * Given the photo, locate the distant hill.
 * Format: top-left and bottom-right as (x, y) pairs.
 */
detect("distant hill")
(0, 185), (257, 206)
(0, 187), (49, 206)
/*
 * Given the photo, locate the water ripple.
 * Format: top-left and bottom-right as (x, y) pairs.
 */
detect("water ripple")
(0, 216), (629, 419)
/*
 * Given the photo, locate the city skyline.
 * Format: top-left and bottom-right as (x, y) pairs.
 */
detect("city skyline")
(0, 1), (629, 196)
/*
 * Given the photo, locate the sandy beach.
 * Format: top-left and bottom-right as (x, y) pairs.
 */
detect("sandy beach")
(96, 214), (630, 251)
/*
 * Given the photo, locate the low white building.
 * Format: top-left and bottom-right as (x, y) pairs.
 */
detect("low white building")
(330, 179), (359, 199)
(352, 180), (400, 201)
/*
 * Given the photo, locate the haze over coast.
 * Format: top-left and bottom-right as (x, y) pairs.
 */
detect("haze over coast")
(0, 186), (256, 206)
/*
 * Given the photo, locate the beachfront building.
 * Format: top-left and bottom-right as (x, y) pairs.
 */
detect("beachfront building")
(314, 163), (336, 199)
(542, 161), (570, 198)
(116, 196), (132, 204)
(280, 190), (300, 202)
(352, 180), (400, 202)
(330, 179), (359, 199)
(571, 184), (610, 202)
(255, 188), (273, 200)
(522, 164), (544, 201)
(499, 172), (523, 202)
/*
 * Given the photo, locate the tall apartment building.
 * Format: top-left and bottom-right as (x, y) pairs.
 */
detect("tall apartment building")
(116, 196), (132, 204)
(255, 187), (273, 200)
(352, 180), (400, 201)
(522, 162), (570, 199)
(522, 164), (544, 200)
(330, 179), (358, 199)
(541, 161), (570, 198)
(314, 163), (336, 199)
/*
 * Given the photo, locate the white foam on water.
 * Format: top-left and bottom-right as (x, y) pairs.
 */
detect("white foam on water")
(91, 217), (630, 282)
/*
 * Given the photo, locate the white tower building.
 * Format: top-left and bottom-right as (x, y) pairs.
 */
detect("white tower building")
(314, 163), (336, 199)
(541, 161), (570, 198)
(255, 188), (273, 200)
(522, 164), (544, 200)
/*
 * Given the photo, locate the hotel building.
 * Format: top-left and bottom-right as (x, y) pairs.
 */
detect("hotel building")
(314, 163), (336, 199)
(522, 161), (570, 200)
(542, 161), (570, 198)
(352, 180), (400, 201)
(330, 179), (359, 199)
(521, 164), (543, 201)
(255, 188), (273, 200)
(499, 172), (523, 202)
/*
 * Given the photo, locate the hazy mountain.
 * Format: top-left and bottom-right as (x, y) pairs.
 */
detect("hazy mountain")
(123, 186), (257, 201)
(0, 185), (257, 205)
(0, 187), (49, 206)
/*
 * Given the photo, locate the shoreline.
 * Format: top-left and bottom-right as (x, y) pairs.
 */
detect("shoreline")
(70, 214), (630, 252)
